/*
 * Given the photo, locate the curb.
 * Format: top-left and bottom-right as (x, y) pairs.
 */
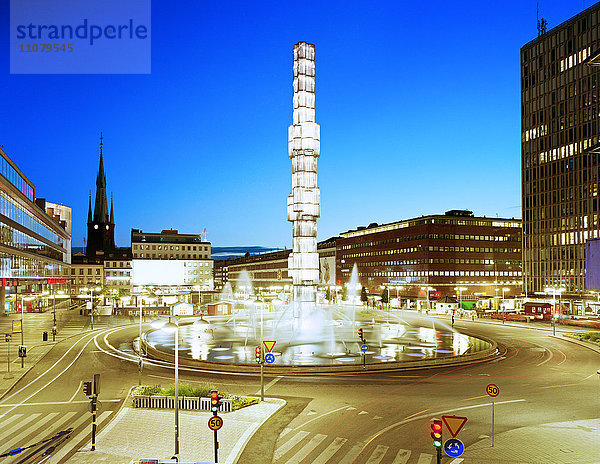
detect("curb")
(141, 331), (499, 375)
(553, 334), (600, 354)
(227, 397), (286, 464)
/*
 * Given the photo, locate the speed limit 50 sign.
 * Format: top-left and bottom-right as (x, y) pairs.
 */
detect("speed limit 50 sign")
(208, 415), (223, 431)
(486, 384), (500, 397)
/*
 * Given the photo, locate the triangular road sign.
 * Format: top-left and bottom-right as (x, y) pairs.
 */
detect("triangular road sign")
(442, 415), (468, 437)
(263, 340), (276, 353)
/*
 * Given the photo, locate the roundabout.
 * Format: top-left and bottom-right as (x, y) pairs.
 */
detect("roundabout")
(140, 307), (497, 374)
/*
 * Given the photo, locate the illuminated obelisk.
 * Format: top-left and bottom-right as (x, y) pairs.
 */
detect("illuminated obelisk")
(287, 41), (320, 318)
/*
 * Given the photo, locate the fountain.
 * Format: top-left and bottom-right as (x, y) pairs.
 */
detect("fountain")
(142, 42), (493, 371)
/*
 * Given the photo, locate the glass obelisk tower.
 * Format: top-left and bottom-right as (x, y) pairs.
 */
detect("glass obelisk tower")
(287, 42), (320, 317)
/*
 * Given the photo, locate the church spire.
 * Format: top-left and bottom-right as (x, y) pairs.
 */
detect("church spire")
(87, 190), (92, 224)
(110, 192), (114, 224)
(93, 132), (109, 223)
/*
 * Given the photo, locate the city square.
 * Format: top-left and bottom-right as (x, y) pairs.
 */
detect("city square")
(1, 1), (600, 463)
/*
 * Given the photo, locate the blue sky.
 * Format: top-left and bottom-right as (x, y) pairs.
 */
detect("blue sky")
(0, 0), (591, 248)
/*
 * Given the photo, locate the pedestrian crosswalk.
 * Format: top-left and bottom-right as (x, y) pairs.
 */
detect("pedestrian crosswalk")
(0, 409), (114, 464)
(274, 428), (435, 464)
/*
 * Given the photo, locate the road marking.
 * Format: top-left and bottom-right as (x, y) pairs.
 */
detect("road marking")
(535, 347), (554, 366)
(358, 410), (369, 415)
(537, 383), (580, 390)
(290, 405), (351, 433)
(0, 332), (95, 408)
(69, 381), (83, 403)
(1, 412), (58, 454)
(279, 427), (293, 440)
(273, 430), (310, 462)
(391, 449), (411, 464)
(52, 410), (114, 462)
(312, 437), (347, 464)
(0, 413), (42, 447)
(448, 459), (464, 464)
(416, 454), (433, 464)
(264, 376), (284, 392)
(0, 413), (22, 432)
(365, 444), (388, 464)
(285, 433), (327, 464)
(337, 441), (368, 464)
(0, 399), (121, 408)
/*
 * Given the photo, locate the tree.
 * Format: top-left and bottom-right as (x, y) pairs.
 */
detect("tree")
(381, 287), (389, 304)
(361, 286), (368, 304)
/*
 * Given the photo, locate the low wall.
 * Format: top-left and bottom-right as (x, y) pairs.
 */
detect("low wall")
(132, 395), (232, 412)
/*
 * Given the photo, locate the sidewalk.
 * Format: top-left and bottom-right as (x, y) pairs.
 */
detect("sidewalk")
(66, 398), (286, 464)
(460, 418), (600, 464)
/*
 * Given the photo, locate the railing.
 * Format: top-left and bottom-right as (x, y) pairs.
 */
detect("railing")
(132, 395), (232, 412)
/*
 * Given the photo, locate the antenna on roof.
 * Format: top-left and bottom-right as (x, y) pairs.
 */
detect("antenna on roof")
(537, 2), (548, 37)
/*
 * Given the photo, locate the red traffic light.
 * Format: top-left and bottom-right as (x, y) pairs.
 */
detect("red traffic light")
(211, 390), (219, 406)
(431, 420), (442, 447)
(358, 328), (363, 338)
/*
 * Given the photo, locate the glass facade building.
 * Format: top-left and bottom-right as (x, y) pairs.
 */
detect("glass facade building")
(521, 4), (600, 298)
(0, 147), (71, 288)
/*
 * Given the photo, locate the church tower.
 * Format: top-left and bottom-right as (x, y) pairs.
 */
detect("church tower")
(86, 133), (116, 256)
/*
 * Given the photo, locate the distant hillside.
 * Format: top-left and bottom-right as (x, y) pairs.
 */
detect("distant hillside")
(72, 246), (282, 260)
(211, 246), (284, 260)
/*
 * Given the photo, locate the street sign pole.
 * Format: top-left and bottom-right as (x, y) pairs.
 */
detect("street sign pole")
(436, 445), (441, 464)
(260, 351), (264, 401)
(19, 291), (23, 368)
(491, 396), (495, 447)
(5, 338), (10, 379)
(214, 429), (218, 463)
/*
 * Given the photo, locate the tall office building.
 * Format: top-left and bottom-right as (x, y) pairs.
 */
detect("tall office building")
(521, 3), (600, 303)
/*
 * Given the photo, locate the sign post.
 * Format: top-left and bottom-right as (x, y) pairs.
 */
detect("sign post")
(4, 334), (12, 379)
(208, 415), (223, 462)
(486, 384), (500, 447)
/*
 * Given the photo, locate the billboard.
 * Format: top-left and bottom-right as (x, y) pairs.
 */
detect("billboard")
(319, 256), (335, 285)
(585, 238), (600, 291)
(132, 260), (185, 286)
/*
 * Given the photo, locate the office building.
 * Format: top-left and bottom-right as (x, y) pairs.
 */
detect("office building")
(337, 210), (522, 299)
(0, 146), (71, 312)
(521, 3), (600, 304)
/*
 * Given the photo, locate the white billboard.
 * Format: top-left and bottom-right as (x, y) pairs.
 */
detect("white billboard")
(319, 256), (335, 285)
(132, 260), (185, 286)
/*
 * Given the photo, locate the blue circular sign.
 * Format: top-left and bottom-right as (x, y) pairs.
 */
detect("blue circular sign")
(443, 438), (464, 457)
(264, 353), (275, 364)
(360, 344), (369, 353)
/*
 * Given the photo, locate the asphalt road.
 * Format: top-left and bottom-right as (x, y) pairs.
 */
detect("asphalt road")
(0, 314), (598, 464)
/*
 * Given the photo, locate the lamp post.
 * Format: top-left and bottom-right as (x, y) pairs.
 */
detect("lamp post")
(502, 287), (510, 321)
(152, 315), (180, 459)
(454, 287), (467, 313)
(255, 297), (264, 401)
(545, 286), (565, 336)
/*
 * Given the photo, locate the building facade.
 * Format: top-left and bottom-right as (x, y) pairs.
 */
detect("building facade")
(337, 210), (522, 300)
(215, 238), (338, 299)
(521, 4), (600, 299)
(0, 146), (71, 312)
(131, 229), (213, 303)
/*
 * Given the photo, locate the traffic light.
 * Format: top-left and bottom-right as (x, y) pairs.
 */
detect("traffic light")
(210, 390), (223, 415)
(18, 345), (26, 358)
(255, 346), (261, 363)
(431, 419), (442, 448)
(83, 381), (92, 397)
(358, 328), (363, 340)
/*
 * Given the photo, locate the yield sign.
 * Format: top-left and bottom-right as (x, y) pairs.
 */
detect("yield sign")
(263, 340), (276, 353)
(442, 415), (468, 437)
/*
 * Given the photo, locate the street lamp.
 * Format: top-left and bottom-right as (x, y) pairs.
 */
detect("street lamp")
(151, 315), (180, 459)
(544, 286), (565, 336)
(87, 286), (101, 331)
(254, 296), (264, 401)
